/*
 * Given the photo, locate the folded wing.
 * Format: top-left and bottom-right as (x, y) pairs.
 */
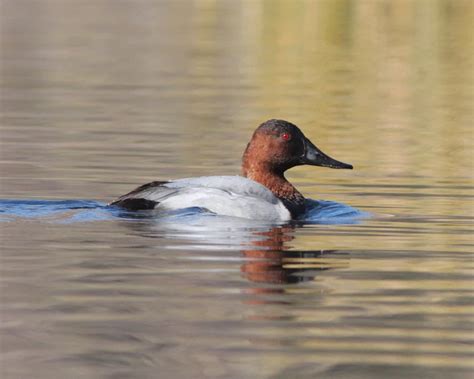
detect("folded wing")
(110, 176), (291, 221)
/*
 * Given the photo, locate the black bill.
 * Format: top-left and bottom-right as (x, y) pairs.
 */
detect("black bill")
(301, 138), (353, 169)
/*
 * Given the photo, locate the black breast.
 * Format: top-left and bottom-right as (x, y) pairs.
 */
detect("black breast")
(279, 196), (306, 219)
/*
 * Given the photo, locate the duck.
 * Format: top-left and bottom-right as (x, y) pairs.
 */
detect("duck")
(110, 119), (353, 221)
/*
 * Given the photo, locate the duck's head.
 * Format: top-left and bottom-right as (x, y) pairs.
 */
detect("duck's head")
(242, 119), (353, 177)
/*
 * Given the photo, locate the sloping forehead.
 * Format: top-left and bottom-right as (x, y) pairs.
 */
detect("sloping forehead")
(257, 119), (303, 136)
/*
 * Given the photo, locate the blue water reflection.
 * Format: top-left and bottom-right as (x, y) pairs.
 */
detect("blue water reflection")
(0, 199), (369, 224)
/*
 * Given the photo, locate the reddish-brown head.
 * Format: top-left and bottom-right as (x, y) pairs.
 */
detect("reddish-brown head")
(242, 119), (352, 179)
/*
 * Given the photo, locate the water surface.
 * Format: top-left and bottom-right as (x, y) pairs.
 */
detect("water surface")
(1, 1), (473, 378)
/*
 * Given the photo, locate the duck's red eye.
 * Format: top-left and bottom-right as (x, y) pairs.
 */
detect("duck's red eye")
(281, 132), (291, 141)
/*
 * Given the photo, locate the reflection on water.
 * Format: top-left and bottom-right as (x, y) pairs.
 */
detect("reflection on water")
(117, 216), (349, 285)
(1, 1), (473, 378)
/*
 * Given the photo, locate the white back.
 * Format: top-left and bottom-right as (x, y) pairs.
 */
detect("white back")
(136, 176), (291, 221)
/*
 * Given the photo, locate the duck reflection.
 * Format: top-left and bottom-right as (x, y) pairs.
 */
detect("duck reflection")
(240, 226), (348, 286)
(114, 211), (349, 285)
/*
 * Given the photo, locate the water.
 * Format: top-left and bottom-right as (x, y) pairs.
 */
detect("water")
(1, 1), (473, 378)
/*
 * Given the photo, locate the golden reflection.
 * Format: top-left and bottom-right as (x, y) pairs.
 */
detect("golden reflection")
(1, 0), (472, 204)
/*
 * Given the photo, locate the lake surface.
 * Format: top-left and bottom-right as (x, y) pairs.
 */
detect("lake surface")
(1, 1), (473, 378)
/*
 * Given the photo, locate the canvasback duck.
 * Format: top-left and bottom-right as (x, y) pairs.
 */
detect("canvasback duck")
(110, 119), (352, 221)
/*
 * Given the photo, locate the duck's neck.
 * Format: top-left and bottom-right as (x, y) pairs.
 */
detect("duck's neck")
(241, 163), (306, 217)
